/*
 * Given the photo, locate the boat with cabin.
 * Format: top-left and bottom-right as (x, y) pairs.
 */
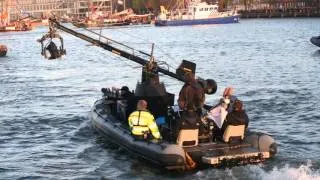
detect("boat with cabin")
(155, 0), (239, 26)
(38, 17), (277, 171)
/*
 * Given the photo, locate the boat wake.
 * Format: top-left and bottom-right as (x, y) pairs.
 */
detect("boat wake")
(194, 161), (320, 180)
(250, 163), (320, 180)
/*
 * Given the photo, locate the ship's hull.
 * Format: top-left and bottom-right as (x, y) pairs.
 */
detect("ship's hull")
(72, 21), (131, 28)
(155, 15), (240, 26)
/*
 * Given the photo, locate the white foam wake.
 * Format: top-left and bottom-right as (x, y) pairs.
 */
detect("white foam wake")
(258, 165), (319, 180)
(248, 161), (320, 180)
(195, 161), (320, 180)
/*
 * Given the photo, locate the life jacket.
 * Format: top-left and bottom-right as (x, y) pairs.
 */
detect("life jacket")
(128, 110), (161, 139)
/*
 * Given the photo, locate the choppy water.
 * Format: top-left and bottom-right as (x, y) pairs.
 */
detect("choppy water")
(1, 18), (320, 179)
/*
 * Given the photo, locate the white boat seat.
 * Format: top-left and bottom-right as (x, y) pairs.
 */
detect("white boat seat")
(177, 129), (199, 147)
(223, 125), (245, 143)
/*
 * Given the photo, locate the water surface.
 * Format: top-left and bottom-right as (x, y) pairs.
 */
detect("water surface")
(1, 18), (320, 179)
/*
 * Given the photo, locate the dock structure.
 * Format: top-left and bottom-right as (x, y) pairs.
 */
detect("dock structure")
(234, 0), (320, 18)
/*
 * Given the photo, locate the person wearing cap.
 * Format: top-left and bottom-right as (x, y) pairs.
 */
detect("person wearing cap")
(128, 100), (162, 140)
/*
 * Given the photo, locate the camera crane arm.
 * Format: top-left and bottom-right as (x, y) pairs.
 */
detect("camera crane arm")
(46, 17), (186, 82)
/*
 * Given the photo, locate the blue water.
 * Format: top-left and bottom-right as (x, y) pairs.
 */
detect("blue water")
(1, 18), (320, 179)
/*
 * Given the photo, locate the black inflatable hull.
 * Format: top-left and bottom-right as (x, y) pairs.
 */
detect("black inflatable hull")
(310, 36), (320, 47)
(90, 99), (186, 170)
(90, 98), (277, 170)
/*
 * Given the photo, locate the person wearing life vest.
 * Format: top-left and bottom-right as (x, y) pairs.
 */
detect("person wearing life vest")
(128, 100), (162, 140)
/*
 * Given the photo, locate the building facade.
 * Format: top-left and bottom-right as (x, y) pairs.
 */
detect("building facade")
(1, 0), (113, 21)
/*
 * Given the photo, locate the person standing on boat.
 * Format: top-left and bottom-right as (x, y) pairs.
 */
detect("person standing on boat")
(178, 71), (205, 129)
(128, 100), (162, 140)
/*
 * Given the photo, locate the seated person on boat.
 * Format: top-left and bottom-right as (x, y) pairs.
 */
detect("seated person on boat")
(222, 100), (249, 133)
(206, 97), (230, 141)
(118, 86), (135, 120)
(205, 87), (249, 142)
(128, 100), (162, 140)
(222, 86), (238, 112)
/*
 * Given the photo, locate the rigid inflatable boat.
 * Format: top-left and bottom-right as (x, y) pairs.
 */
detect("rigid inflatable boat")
(90, 86), (277, 170)
(39, 18), (278, 171)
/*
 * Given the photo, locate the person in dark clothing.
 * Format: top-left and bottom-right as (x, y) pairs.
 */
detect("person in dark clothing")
(221, 100), (249, 133)
(119, 86), (136, 119)
(120, 86), (134, 99)
(178, 72), (205, 112)
(46, 41), (61, 59)
(177, 72), (205, 129)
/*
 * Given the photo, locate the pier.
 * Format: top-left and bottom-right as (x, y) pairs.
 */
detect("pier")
(236, 0), (320, 18)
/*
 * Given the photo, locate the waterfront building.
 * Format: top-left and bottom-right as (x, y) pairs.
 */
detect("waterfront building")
(231, 0), (320, 17)
(1, 0), (113, 22)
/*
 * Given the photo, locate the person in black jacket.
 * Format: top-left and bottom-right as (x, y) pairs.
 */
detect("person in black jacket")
(177, 72), (205, 129)
(221, 100), (249, 134)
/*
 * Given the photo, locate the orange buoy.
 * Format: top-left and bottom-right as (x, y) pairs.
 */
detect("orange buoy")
(0, 44), (7, 57)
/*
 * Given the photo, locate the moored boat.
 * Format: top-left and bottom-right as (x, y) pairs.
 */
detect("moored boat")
(155, 0), (239, 26)
(310, 36), (320, 47)
(72, 8), (151, 28)
(72, 19), (131, 28)
(0, 44), (7, 57)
